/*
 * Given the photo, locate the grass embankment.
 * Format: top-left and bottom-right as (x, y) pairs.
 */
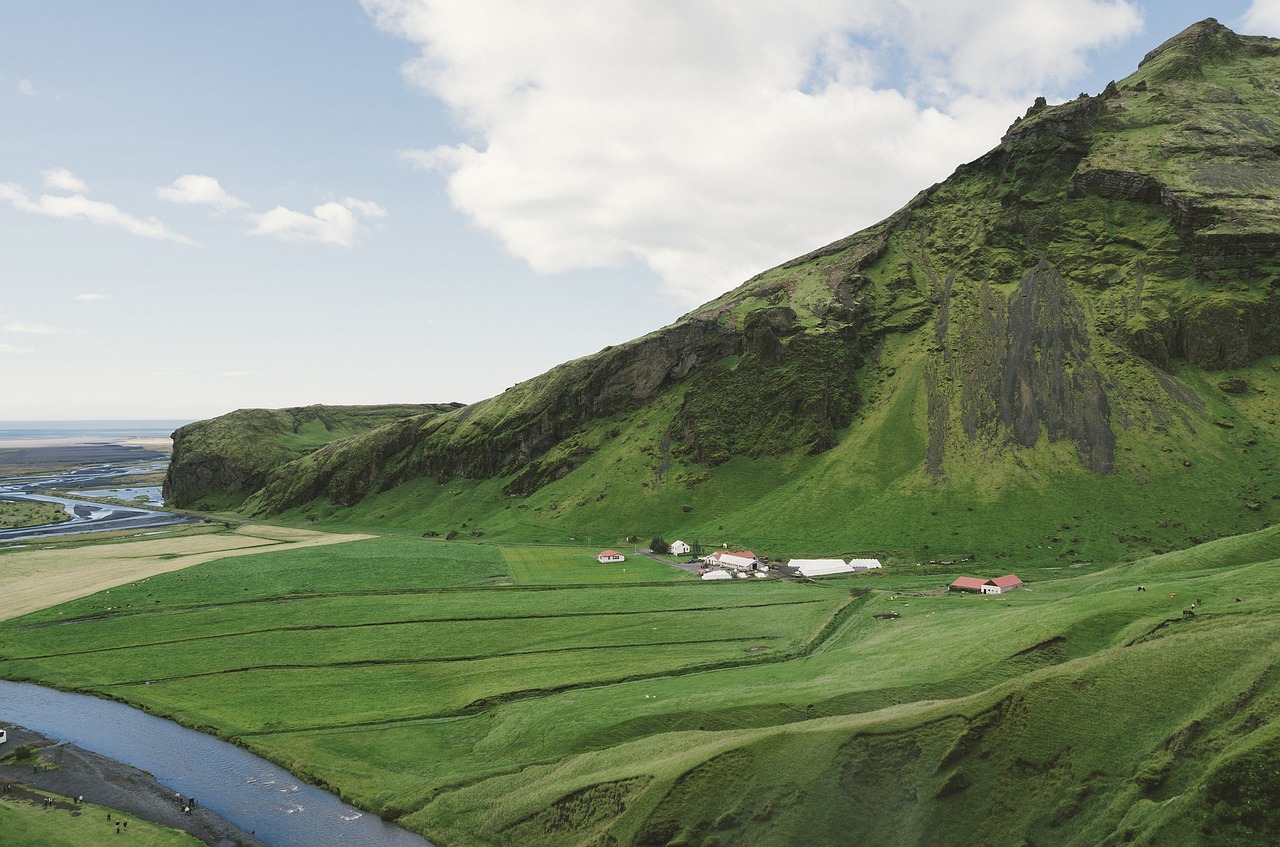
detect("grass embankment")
(1, 530), (1278, 845)
(0, 788), (201, 847)
(0, 500), (68, 530)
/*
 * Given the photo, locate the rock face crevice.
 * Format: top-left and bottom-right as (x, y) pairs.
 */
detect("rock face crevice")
(999, 263), (1116, 474)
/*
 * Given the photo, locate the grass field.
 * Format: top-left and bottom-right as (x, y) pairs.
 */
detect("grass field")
(501, 545), (688, 584)
(0, 499), (69, 530)
(0, 523), (371, 622)
(1, 528), (1278, 846)
(0, 788), (201, 847)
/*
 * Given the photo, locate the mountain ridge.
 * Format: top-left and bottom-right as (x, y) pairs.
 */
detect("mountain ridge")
(167, 19), (1280, 564)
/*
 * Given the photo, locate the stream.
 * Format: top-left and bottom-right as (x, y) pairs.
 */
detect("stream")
(0, 680), (435, 847)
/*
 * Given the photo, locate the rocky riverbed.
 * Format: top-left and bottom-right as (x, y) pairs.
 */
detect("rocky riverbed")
(0, 725), (267, 847)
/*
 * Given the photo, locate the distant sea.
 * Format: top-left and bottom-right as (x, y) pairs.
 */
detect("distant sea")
(0, 420), (194, 440)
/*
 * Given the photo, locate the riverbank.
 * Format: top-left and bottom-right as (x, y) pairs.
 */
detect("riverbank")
(1, 725), (268, 847)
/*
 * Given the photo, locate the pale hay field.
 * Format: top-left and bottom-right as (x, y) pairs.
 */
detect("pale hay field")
(0, 524), (371, 621)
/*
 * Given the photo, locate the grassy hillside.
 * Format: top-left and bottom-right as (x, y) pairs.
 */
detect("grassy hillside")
(164, 403), (460, 509)
(165, 21), (1280, 567)
(1, 523), (1277, 846)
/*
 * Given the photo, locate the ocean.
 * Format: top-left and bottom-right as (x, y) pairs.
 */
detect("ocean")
(0, 420), (194, 440)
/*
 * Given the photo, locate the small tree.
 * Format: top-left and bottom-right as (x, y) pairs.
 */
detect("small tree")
(650, 536), (670, 554)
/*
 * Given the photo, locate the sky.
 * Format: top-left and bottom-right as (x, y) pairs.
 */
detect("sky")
(2, 1), (1278, 421)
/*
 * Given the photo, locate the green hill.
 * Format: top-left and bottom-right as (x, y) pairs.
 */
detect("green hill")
(167, 19), (1280, 568)
(2, 522), (1277, 846)
(163, 403), (460, 510)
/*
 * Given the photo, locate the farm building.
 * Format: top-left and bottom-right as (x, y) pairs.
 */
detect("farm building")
(670, 540), (691, 555)
(950, 574), (1023, 594)
(792, 558), (854, 577)
(986, 574), (1024, 593)
(597, 550), (626, 563)
(702, 550), (757, 570)
(849, 558), (883, 570)
(701, 569), (732, 580)
(949, 576), (988, 592)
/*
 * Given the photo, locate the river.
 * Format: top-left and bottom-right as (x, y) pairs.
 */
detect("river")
(0, 681), (435, 847)
(0, 462), (200, 542)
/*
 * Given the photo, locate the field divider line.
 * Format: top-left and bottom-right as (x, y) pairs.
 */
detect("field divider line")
(236, 603), (867, 737)
(3, 600), (826, 660)
(18, 584), (810, 628)
(92, 634), (788, 687)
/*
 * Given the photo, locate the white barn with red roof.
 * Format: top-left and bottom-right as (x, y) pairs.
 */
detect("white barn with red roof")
(597, 550), (626, 563)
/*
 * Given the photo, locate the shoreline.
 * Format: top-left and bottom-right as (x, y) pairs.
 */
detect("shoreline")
(1, 724), (268, 847)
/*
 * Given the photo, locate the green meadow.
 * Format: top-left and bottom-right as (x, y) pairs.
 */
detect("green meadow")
(0, 788), (202, 847)
(0, 499), (68, 530)
(1, 529), (1278, 845)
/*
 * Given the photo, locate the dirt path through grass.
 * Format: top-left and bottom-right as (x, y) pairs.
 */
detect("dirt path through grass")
(0, 525), (372, 622)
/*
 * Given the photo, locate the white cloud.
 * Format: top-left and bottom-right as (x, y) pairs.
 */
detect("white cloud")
(249, 202), (360, 246)
(3, 321), (60, 335)
(156, 174), (246, 212)
(75, 293), (110, 301)
(1241, 0), (1280, 34)
(0, 343), (33, 354)
(17, 79), (36, 97)
(342, 197), (388, 218)
(42, 167), (86, 193)
(0, 179), (192, 245)
(155, 173), (384, 245)
(366, 0), (1143, 303)
(248, 198), (385, 246)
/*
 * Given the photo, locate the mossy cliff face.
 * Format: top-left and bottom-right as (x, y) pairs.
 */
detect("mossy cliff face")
(169, 20), (1280, 550)
(164, 404), (456, 508)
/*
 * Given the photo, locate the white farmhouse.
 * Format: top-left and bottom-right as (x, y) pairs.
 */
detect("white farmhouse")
(597, 550), (626, 563)
(670, 540), (692, 555)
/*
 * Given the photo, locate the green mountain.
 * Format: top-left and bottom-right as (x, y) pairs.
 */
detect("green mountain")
(168, 19), (1280, 566)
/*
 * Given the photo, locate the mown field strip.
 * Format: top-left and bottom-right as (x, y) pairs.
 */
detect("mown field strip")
(94, 635), (786, 686)
(0, 525), (372, 622)
(3, 599), (826, 660)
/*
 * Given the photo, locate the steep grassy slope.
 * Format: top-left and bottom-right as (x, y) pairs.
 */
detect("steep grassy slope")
(164, 403), (459, 509)
(168, 20), (1280, 566)
(1, 525), (1277, 846)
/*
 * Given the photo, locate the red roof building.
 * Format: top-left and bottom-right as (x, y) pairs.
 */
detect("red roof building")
(949, 576), (989, 592)
(950, 574), (1023, 594)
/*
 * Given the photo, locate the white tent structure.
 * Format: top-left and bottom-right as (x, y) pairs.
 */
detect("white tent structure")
(792, 558), (855, 577)
(701, 569), (733, 580)
(849, 558), (883, 570)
